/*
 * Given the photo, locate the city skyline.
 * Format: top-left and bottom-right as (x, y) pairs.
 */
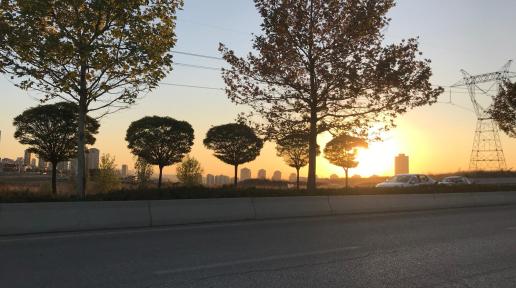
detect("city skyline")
(1, 0), (516, 179)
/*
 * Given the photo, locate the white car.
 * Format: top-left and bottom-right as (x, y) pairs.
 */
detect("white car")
(439, 176), (473, 185)
(376, 174), (437, 188)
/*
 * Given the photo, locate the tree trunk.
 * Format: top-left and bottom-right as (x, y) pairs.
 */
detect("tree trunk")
(51, 161), (57, 195)
(76, 65), (88, 199)
(296, 167), (300, 190)
(345, 168), (349, 192)
(77, 98), (87, 199)
(234, 164), (238, 188)
(158, 165), (163, 188)
(307, 115), (318, 192)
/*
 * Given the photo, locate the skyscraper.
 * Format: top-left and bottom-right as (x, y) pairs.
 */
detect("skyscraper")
(87, 148), (100, 170)
(206, 174), (215, 187)
(121, 164), (128, 177)
(257, 169), (266, 180)
(395, 154), (409, 175)
(289, 173), (297, 182)
(38, 157), (47, 170)
(271, 170), (282, 181)
(23, 149), (33, 166)
(240, 168), (251, 181)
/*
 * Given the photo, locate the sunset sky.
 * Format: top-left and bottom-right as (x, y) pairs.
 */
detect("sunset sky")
(1, 0), (516, 179)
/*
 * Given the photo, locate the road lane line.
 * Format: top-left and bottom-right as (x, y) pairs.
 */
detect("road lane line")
(153, 246), (360, 275)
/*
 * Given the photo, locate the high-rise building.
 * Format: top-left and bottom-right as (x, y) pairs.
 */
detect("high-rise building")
(240, 168), (251, 181)
(57, 161), (69, 172)
(215, 175), (230, 186)
(87, 148), (100, 170)
(38, 157), (48, 170)
(206, 174), (215, 186)
(395, 154), (409, 175)
(23, 149), (33, 166)
(30, 158), (37, 168)
(121, 164), (128, 177)
(271, 170), (282, 181)
(289, 173), (297, 182)
(257, 169), (267, 180)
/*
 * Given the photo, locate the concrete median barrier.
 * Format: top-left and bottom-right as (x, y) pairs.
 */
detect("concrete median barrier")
(149, 198), (255, 226)
(2, 191), (516, 236)
(0, 201), (150, 235)
(253, 196), (332, 219)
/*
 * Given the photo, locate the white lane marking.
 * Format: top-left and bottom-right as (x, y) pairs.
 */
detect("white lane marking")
(153, 246), (360, 275)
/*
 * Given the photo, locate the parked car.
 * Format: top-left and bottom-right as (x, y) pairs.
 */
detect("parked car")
(438, 176), (473, 185)
(376, 174), (437, 188)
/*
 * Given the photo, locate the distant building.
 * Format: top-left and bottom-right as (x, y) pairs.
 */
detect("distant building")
(240, 168), (251, 181)
(206, 174), (215, 186)
(23, 149), (33, 166)
(289, 173), (297, 182)
(330, 174), (339, 180)
(121, 164), (128, 177)
(57, 161), (69, 172)
(87, 148), (100, 170)
(30, 158), (37, 168)
(395, 154), (409, 175)
(38, 157), (48, 170)
(257, 169), (267, 180)
(215, 175), (230, 186)
(272, 170), (282, 181)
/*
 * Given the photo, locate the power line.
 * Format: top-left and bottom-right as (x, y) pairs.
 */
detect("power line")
(160, 82), (224, 91)
(172, 50), (223, 60)
(175, 62), (222, 71)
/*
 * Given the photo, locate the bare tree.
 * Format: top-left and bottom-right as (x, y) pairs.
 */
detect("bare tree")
(220, 0), (442, 191)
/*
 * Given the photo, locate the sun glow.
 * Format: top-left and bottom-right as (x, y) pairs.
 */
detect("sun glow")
(319, 131), (401, 178)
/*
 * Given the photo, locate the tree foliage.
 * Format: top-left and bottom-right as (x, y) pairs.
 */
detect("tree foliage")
(97, 153), (120, 193)
(220, 0), (443, 191)
(13, 102), (99, 194)
(324, 134), (368, 189)
(176, 155), (203, 187)
(1, 0), (183, 197)
(126, 116), (194, 188)
(203, 123), (263, 187)
(134, 157), (153, 189)
(276, 132), (319, 189)
(489, 81), (516, 137)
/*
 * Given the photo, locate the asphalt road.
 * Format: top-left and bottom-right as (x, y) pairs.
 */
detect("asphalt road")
(2, 206), (516, 288)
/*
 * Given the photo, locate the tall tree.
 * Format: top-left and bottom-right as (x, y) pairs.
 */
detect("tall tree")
(126, 116), (194, 188)
(134, 157), (153, 189)
(220, 0), (442, 191)
(324, 134), (368, 190)
(276, 132), (318, 189)
(13, 102), (99, 194)
(97, 153), (120, 193)
(203, 123), (263, 187)
(176, 155), (203, 187)
(489, 81), (516, 137)
(1, 0), (183, 198)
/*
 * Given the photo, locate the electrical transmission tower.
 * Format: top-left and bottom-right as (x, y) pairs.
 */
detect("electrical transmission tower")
(452, 61), (516, 171)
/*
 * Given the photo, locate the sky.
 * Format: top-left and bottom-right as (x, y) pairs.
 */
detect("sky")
(1, 0), (516, 179)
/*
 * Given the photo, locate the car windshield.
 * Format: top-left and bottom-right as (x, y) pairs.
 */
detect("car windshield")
(388, 175), (411, 183)
(443, 177), (462, 183)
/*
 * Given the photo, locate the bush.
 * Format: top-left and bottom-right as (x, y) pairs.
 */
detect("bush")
(2, 183), (516, 203)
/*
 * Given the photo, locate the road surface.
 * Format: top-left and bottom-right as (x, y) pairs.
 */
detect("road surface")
(2, 205), (516, 287)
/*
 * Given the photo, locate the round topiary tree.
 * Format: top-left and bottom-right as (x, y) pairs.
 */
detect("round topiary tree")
(126, 116), (194, 188)
(204, 123), (263, 187)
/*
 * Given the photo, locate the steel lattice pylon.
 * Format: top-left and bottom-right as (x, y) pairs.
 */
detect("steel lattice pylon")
(452, 61), (516, 171)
